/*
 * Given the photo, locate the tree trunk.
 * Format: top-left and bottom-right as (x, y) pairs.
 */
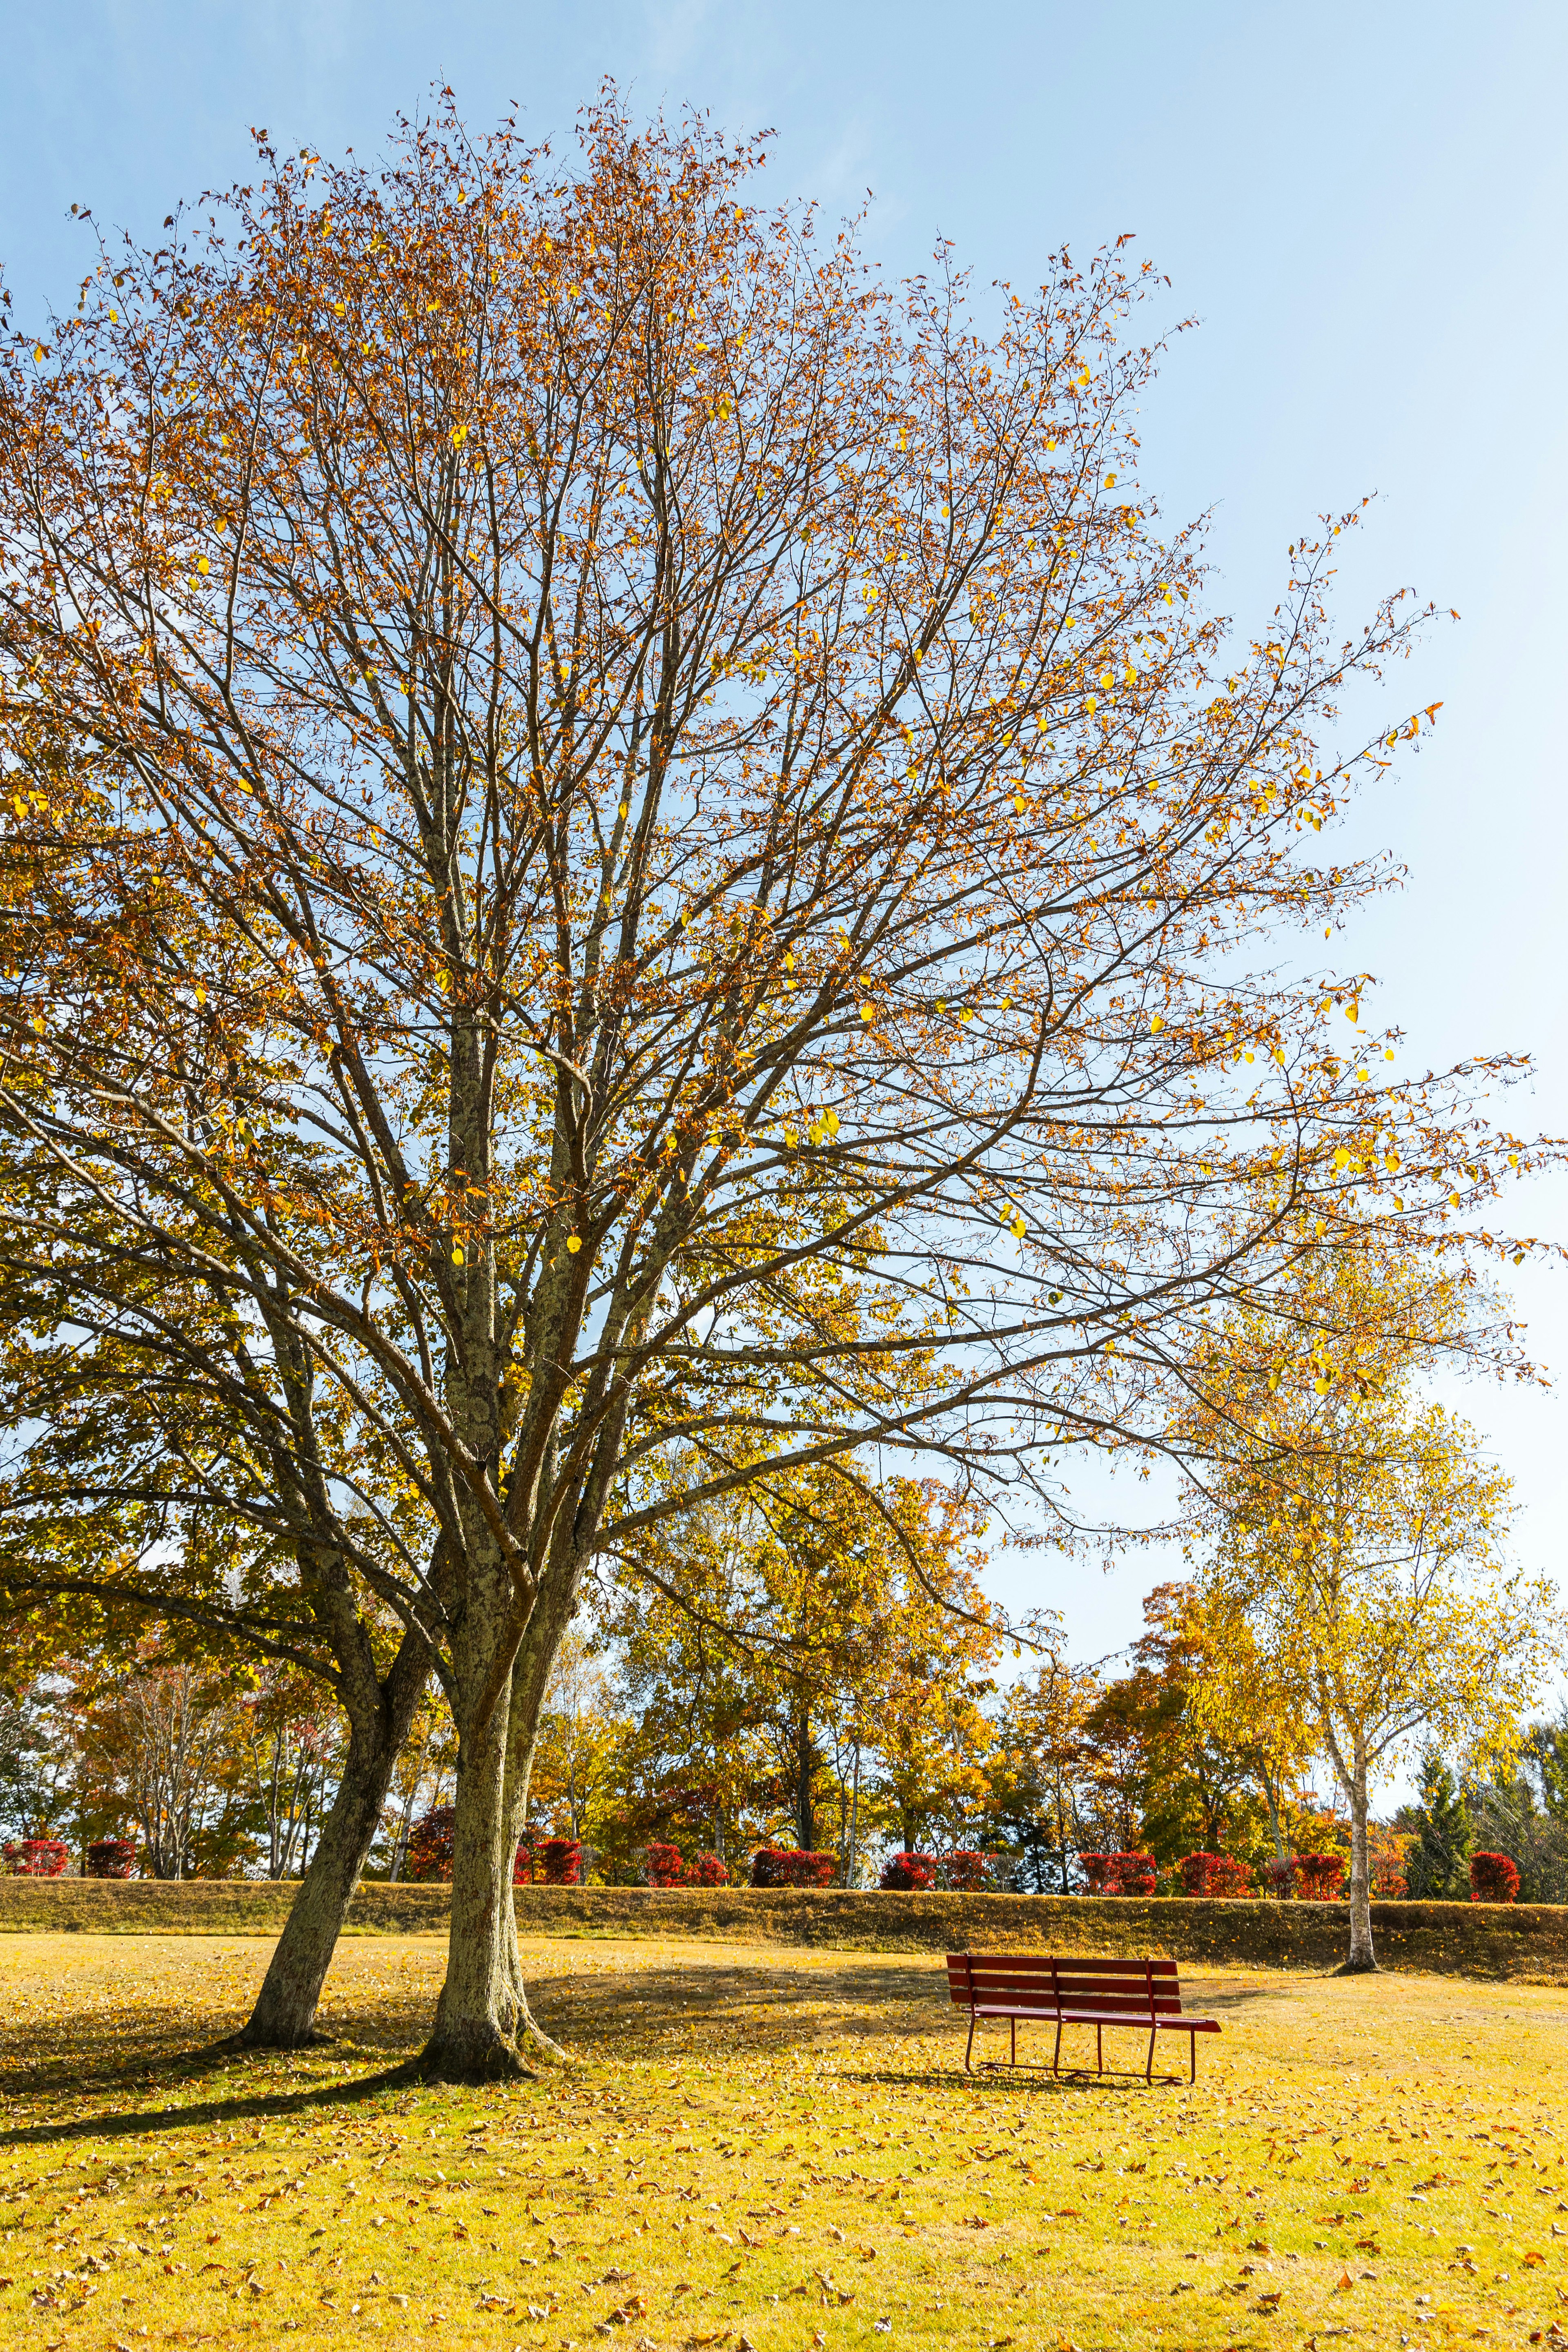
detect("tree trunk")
(493, 1564), (584, 2068)
(845, 1745), (861, 1889)
(238, 1644), (429, 2048)
(796, 1710), (814, 1852)
(421, 1661), (527, 2081)
(1342, 1743), (1377, 1973)
(420, 1538), (586, 2081)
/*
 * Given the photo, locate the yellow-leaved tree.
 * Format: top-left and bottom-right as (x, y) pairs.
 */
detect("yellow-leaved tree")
(1178, 1242), (1561, 1970)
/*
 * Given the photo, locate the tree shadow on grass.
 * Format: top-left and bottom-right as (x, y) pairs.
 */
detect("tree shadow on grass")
(0, 1949), (1277, 2137)
(0, 2059), (436, 2151)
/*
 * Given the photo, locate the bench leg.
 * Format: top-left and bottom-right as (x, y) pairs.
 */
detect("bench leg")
(1052, 2019), (1062, 2077)
(1096, 2021), (1103, 2076)
(1010, 2015), (1017, 2068)
(965, 2012), (976, 2075)
(1190, 2030), (1197, 2085)
(1146, 2027), (1156, 2085)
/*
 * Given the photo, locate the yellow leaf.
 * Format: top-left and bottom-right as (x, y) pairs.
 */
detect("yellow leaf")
(567, 1235), (582, 1253)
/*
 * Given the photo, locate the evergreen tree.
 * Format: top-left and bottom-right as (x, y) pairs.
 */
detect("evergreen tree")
(1404, 1751), (1473, 1899)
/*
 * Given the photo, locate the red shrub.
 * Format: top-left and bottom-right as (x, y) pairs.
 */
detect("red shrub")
(85, 1838), (137, 1880)
(4, 1838), (70, 1878)
(1295, 1852), (1345, 1900)
(1263, 1855), (1296, 1900)
(539, 1838), (583, 1886)
(1178, 1852), (1253, 1898)
(645, 1840), (686, 1888)
(406, 1808), (535, 1883)
(940, 1850), (989, 1892)
(1108, 1851), (1156, 1895)
(1469, 1851), (1520, 1904)
(1081, 1852), (1156, 1895)
(752, 1848), (838, 1888)
(683, 1852), (730, 1887)
(879, 1851), (936, 1891)
(406, 1806), (455, 1882)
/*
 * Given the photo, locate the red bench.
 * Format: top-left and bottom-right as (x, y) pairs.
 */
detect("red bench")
(945, 1952), (1222, 2082)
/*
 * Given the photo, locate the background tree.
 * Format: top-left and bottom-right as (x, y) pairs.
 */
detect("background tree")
(1401, 1751), (1473, 1900)
(0, 96), (1535, 2074)
(984, 1630), (1101, 1891)
(1180, 1242), (1561, 1969)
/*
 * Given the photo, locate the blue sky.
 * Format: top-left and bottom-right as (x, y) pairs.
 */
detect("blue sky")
(3, 0), (1565, 1671)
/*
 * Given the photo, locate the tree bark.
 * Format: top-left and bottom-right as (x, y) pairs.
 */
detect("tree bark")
(420, 1544), (582, 2080)
(1342, 1742), (1378, 1972)
(237, 1635), (430, 2048)
(494, 1561), (585, 2067)
(421, 1655), (526, 2081)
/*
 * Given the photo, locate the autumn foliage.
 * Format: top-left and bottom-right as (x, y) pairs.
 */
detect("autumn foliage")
(1178, 1852), (1253, 1898)
(1295, 1852), (1346, 1900)
(3, 1838), (69, 1876)
(879, 1851), (936, 1891)
(85, 1838), (138, 1879)
(1080, 1851), (1157, 1895)
(644, 1842), (686, 1889)
(1469, 1851), (1520, 1904)
(752, 1848), (838, 1888)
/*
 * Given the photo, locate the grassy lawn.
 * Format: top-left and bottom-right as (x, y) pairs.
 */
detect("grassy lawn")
(0, 1932), (1564, 2352)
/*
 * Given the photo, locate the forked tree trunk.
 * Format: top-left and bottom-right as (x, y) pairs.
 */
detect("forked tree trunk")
(238, 1637), (430, 2048)
(421, 1651), (521, 2078)
(1343, 1743), (1377, 1973)
(494, 1565), (585, 2068)
(419, 1549), (580, 2082)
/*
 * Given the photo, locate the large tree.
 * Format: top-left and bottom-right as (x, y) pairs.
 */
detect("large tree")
(0, 98), (1529, 2075)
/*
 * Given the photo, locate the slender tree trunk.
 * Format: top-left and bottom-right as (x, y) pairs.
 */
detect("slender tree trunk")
(846, 1744), (861, 1889)
(238, 1646), (429, 2048)
(1263, 1769), (1285, 1863)
(796, 1710), (814, 1852)
(1342, 1741), (1377, 1973)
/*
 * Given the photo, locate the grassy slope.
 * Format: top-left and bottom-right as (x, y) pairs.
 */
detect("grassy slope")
(0, 1930), (1562, 2351)
(7, 1883), (1568, 1985)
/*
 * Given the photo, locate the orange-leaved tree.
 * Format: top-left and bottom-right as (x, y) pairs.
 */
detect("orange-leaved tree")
(0, 97), (1537, 2074)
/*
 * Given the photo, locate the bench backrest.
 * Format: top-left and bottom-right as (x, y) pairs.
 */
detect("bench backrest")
(945, 1952), (1187, 2018)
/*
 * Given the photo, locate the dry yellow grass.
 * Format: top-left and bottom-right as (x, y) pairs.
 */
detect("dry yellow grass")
(0, 1930), (1564, 2352)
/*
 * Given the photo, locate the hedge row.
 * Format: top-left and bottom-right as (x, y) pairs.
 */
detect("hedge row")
(2, 1877), (1567, 1978)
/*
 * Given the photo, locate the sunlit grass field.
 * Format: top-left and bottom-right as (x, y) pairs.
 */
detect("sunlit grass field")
(0, 1929), (1565, 2352)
